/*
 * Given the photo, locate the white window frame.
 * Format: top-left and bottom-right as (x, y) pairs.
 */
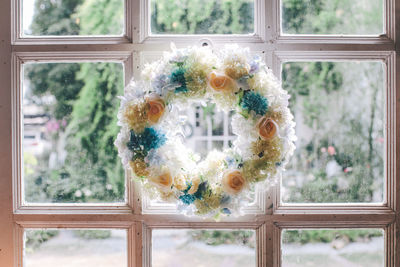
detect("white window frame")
(0, 0), (398, 266)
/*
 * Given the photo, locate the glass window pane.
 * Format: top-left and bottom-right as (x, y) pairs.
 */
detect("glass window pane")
(282, 62), (384, 203)
(152, 229), (256, 267)
(22, 0), (124, 36)
(24, 229), (127, 267)
(23, 62), (125, 203)
(281, 229), (384, 267)
(281, 0), (384, 35)
(151, 0), (254, 34)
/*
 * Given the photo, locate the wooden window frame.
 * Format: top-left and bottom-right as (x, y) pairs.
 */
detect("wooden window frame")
(0, 0), (399, 266)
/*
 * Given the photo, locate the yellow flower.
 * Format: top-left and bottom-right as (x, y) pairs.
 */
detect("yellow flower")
(145, 94), (165, 124)
(123, 102), (147, 133)
(188, 176), (201, 194)
(224, 60), (250, 79)
(129, 159), (149, 177)
(149, 170), (172, 188)
(159, 189), (176, 202)
(222, 170), (246, 195)
(208, 72), (237, 92)
(256, 116), (278, 140)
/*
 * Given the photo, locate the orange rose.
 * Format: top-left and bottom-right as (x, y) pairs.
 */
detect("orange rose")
(222, 170), (245, 195)
(256, 116), (277, 140)
(146, 95), (165, 124)
(208, 72), (237, 92)
(150, 171), (172, 188)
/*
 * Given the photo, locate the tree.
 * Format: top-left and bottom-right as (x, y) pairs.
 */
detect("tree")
(25, 0), (125, 202)
(151, 0), (253, 34)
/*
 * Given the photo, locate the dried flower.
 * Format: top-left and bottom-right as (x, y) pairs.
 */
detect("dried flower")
(129, 159), (149, 177)
(256, 117), (278, 140)
(146, 94), (165, 124)
(208, 72), (238, 92)
(222, 170), (246, 195)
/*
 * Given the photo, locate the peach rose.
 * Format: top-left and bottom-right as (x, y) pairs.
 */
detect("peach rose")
(208, 72), (237, 92)
(188, 176), (201, 194)
(256, 116), (278, 140)
(173, 174), (188, 191)
(150, 171), (172, 188)
(146, 95), (165, 124)
(222, 170), (245, 195)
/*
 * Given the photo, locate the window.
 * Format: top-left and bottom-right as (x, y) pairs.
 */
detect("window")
(0, 0), (398, 266)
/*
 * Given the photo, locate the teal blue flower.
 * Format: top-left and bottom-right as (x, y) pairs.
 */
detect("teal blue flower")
(240, 90), (268, 115)
(170, 68), (188, 93)
(179, 181), (208, 205)
(127, 128), (166, 158)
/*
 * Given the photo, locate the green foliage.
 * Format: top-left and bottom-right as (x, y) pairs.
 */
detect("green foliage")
(283, 229), (382, 244)
(190, 230), (255, 248)
(282, 0), (383, 34)
(25, 63), (83, 120)
(25, 230), (59, 250)
(73, 230), (111, 239)
(282, 62), (384, 203)
(151, 0), (253, 34)
(75, 0), (124, 35)
(25, 0), (125, 203)
(30, 0), (82, 35)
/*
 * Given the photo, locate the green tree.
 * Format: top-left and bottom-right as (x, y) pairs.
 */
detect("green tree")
(151, 0), (253, 34)
(30, 0), (82, 35)
(26, 0), (125, 203)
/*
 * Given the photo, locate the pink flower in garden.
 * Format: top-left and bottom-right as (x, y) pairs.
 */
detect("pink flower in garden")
(344, 167), (353, 173)
(46, 119), (60, 133)
(320, 147), (327, 153)
(327, 146), (336, 155)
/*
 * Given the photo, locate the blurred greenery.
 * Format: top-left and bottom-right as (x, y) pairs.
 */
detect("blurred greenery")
(282, 62), (384, 203)
(282, 0), (383, 34)
(151, 0), (254, 34)
(190, 230), (255, 248)
(282, 229), (383, 244)
(24, 0), (385, 247)
(25, 230), (59, 250)
(73, 230), (112, 239)
(25, 0), (125, 203)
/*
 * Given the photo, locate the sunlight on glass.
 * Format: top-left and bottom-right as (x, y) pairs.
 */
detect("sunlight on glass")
(22, 0), (124, 36)
(23, 62), (125, 203)
(151, 0), (254, 34)
(282, 62), (384, 203)
(281, 0), (384, 35)
(152, 229), (256, 267)
(281, 229), (384, 267)
(24, 229), (127, 267)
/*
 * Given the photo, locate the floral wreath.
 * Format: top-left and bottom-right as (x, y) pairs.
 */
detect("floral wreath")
(115, 44), (296, 218)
